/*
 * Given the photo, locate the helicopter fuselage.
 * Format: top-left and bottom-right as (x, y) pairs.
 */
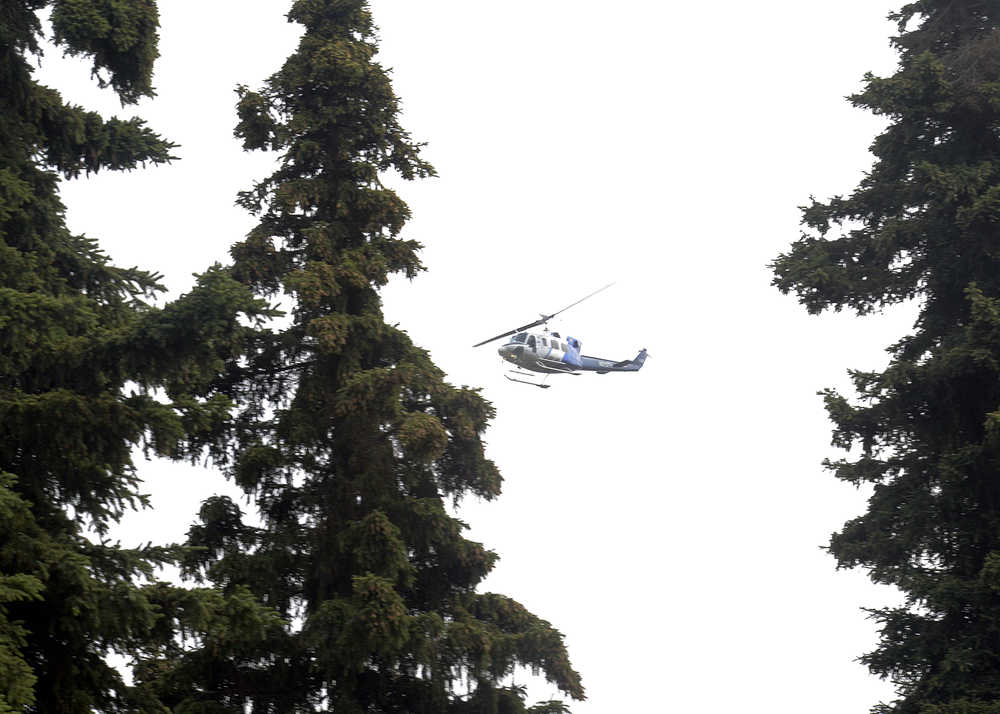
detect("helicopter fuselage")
(498, 331), (646, 375)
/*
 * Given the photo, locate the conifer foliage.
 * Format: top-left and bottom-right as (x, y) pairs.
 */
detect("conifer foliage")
(1, 2), (267, 711)
(773, 2), (1000, 712)
(139, 1), (584, 712)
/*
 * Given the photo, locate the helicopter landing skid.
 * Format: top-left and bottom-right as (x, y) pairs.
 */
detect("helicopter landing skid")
(505, 374), (551, 389)
(505, 370), (551, 389)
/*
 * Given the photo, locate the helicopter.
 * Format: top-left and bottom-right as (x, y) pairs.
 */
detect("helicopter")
(472, 283), (647, 388)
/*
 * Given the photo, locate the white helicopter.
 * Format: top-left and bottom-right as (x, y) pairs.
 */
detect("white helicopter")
(472, 283), (647, 388)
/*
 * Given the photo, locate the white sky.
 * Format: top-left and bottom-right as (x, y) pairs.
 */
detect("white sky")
(39, 1), (918, 711)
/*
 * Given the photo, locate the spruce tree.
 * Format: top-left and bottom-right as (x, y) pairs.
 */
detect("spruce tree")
(141, 1), (585, 712)
(773, 2), (1000, 712)
(1, 2), (270, 710)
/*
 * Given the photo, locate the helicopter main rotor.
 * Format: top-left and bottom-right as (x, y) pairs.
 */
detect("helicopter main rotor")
(472, 282), (614, 348)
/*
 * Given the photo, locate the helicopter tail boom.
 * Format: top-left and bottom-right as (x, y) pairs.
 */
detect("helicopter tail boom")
(579, 349), (647, 373)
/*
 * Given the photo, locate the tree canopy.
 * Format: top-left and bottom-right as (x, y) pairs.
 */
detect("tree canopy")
(773, 2), (1000, 712)
(2, 1), (583, 712)
(135, 2), (584, 712)
(2, 1), (276, 711)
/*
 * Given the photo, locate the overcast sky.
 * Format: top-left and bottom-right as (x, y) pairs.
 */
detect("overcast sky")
(40, 1), (916, 710)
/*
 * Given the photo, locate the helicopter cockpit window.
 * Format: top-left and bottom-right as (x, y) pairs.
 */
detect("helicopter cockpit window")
(527, 335), (536, 349)
(561, 342), (568, 352)
(511, 333), (527, 344)
(541, 338), (548, 347)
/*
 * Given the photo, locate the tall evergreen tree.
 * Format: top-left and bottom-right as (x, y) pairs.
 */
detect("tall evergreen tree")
(141, 2), (585, 712)
(1, 2), (270, 710)
(773, 2), (1000, 712)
